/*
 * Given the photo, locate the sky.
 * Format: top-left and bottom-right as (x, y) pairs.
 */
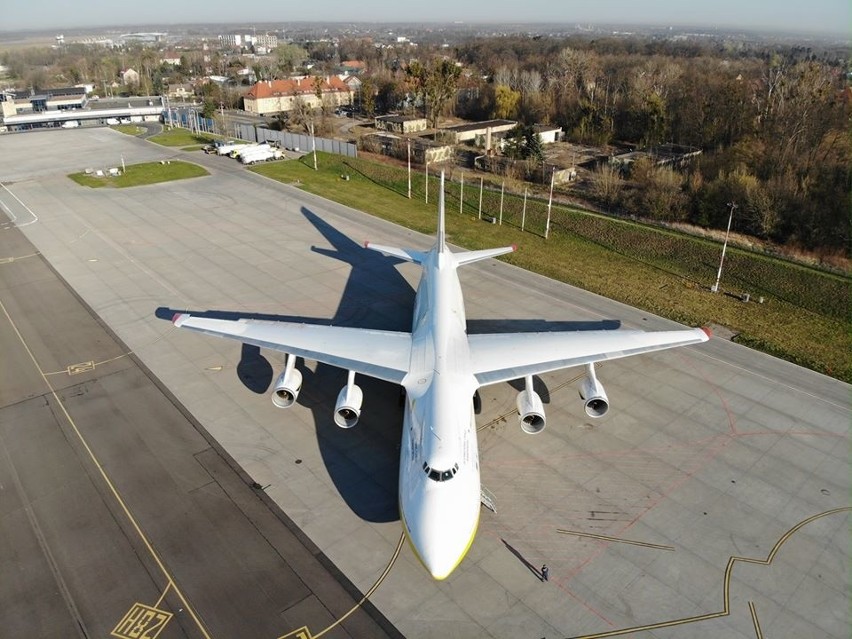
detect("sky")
(3, 0), (850, 36)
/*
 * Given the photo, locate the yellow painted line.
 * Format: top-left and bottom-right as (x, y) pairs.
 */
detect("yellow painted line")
(0, 252), (41, 263)
(748, 601), (764, 639)
(67, 361), (95, 375)
(111, 602), (173, 639)
(154, 581), (173, 609)
(309, 532), (405, 639)
(45, 353), (133, 376)
(566, 507), (851, 639)
(557, 528), (675, 551)
(0, 297), (213, 639)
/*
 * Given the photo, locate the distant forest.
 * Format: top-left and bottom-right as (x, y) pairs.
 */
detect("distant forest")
(3, 32), (849, 259)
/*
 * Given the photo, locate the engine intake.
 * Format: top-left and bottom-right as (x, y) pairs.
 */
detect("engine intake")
(579, 364), (609, 418)
(516, 375), (546, 434)
(272, 355), (302, 408)
(334, 371), (363, 428)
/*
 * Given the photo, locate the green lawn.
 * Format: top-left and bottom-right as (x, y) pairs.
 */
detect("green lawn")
(68, 160), (209, 188)
(252, 153), (852, 382)
(147, 128), (224, 147)
(112, 124), (144, 136)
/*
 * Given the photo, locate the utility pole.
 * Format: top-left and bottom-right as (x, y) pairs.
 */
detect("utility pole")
(407, 139), (411, 199)
(545, 167), (555, 239)
(712, 201), (737, 293)
(309, 119), (317, 171)
(478, 177), (483, 219)
(459, 172), (464, 215)
(499, 180), (504, 225)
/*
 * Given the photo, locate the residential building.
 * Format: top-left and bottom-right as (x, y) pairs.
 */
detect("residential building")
(243, 77), (353, 116)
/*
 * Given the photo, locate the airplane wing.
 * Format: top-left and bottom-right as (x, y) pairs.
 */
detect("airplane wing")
(468, 327), (709, 386)
(172, 313), (411, 384)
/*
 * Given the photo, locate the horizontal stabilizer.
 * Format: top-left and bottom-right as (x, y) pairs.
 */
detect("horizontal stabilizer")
(455, 245), (517, 266)
(364, 241), (427, 264)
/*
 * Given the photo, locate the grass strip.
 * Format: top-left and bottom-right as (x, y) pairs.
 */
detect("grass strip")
(68, 160), (209, 188)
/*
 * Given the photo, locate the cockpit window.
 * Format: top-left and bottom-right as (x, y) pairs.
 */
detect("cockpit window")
(423, 462), (459, 482)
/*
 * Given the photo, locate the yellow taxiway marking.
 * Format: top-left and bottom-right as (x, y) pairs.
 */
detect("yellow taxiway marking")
(748, 601), (764, 639)
(557, 528), (676, 551)
(0, 297), (213, 639)
(45, 352), (133, 376)
(67, 360), (95, 375)
(111, 602), (173, 639)
(566, 507), (851, 639)
(281, 532), (405, 639)
(0, 252), (40, 263)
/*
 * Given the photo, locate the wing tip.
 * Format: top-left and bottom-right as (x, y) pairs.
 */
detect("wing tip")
(172, 312), (188, 327)
(364, 240), (370, 248)
(511, 244), (518, 252)
(700, 326), (712, 339)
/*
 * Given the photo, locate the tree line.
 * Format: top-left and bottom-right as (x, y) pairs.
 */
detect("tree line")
(2, 33), (848, 257)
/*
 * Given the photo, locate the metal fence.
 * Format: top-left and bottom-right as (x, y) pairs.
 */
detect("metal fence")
(163, 107), (216, 134)
(234, 123), (357, 158)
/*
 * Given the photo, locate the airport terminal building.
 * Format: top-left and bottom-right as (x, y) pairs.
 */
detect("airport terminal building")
(0, 87), (164, 131)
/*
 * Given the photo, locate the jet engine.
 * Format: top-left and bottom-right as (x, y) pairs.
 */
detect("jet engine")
(334, 371), (363, 428)
(579, 363), (609, 418)
(516, 375), (546, 434)
(272, 354), (302, 408)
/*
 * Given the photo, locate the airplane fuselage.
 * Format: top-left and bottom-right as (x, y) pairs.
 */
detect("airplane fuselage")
(169, 174), (710, 581)
(398, 249), (482, 579)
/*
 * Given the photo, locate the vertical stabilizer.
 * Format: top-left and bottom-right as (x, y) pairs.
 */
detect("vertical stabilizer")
(437, 171), (446, 253)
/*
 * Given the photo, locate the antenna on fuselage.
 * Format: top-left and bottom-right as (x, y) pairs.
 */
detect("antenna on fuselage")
(437, 171), (446, 253)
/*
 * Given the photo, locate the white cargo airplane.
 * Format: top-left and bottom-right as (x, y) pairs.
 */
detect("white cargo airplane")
(171, 175), (710, 580)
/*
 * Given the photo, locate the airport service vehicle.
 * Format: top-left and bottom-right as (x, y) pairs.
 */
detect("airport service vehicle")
(231, 143), (272, 159)
(61, 120), (80, 128)
(215, 142), (245, 156)
(204, 140), (235, 154)
(170, 174), (710, 580)
(239, 147), (283, 164)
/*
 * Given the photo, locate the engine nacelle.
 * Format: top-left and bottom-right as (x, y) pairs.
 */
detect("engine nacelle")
(334, 372), (363, 428)
(579, 370), (609, 418)
(272, 368), (302, 408)
(516, 389), (546, 434)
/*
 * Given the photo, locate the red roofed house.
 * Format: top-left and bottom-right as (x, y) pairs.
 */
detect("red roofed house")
(244, 76), (353, 116)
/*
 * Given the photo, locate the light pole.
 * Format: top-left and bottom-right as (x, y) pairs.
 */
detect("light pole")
(712, 201), (737, 293)
(425, 160), (430, 204)
(407, 138), (411, 199)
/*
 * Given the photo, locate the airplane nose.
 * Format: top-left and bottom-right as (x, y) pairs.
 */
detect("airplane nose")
(420, 544), (461, 581)
(405, 497), (479, 580)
